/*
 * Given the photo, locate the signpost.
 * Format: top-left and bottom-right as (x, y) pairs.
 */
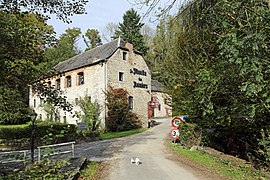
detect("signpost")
(170, 128), (180, 140)
(170, 116), (184, 144)
(171, 116), (183, 128)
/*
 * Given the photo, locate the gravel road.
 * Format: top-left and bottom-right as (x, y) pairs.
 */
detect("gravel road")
(58, 118), (216, 179)
(94, 118), (200, 180)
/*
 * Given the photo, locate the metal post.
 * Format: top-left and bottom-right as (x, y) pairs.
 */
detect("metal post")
(31, 120), (35, 163)
(23, 151), (26, 165)
(30, 110), (37, 163)
(38, 147), (41, 162)
(72, 142), (74, 158)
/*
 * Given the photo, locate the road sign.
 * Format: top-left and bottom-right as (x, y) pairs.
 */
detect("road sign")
(170, 128), (180, 140)
(171, 117), (183, 128)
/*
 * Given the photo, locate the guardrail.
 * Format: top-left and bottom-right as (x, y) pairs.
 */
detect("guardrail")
(0, 150), (29, 164)
(37, 141), (75, 162)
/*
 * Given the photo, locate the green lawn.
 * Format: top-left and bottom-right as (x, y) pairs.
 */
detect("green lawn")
(0, 122), (30, 128)
(169, 143), (266, 180)
(100, 128), (147, 140)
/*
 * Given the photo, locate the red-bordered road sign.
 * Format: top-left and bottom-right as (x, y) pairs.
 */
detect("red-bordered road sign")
(171, 117), (183, 128)
(170, 128), (180, 140)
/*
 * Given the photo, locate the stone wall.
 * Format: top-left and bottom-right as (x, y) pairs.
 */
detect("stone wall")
(30, 63), (106, 125)
(107, 43), (151, 127)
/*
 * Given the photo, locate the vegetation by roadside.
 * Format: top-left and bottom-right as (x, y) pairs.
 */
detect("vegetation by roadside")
(79, 161), (102, 179)
(169, 143), (267, 180)
(100, 128), (147, 140)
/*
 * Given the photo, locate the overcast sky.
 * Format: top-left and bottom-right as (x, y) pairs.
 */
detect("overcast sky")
(47, 0), (181, 50)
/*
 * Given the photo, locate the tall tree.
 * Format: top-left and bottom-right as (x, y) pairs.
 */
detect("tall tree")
(151, 0), (270, 166)
(114, 8), (148, 55)
(0, 11), (55, 124)
(83, 28), (102, 51)
(42, 27), (81, 72)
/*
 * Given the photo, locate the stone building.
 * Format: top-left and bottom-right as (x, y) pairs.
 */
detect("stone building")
(29, 38), (151, 127)
(148, 80), (172, 118)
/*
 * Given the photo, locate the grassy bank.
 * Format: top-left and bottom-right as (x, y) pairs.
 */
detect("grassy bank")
(169, 143), (266, 179)
(100, 128), (147, 140)
(80, 161), (101, 179)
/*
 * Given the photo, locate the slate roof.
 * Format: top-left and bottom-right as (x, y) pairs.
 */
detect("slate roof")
(53, 38), (127, 73)
(151, 80), (166, 92)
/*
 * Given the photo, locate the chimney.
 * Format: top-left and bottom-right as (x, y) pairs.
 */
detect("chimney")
(125, 42), (134, 53)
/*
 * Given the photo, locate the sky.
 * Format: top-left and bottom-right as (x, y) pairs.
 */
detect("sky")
(47, 0), (181, 50)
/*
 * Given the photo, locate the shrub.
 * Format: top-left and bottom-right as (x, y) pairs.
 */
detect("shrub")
(105, 86), (141, 132)
(0, 124), (77, 147)
(76, 96), (101, 132)
(178, 123), (202, 148)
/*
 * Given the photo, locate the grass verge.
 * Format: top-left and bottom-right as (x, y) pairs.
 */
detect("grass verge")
(169, 143), (266, 180)
(80, 161), (101, 179)
(100, 128), (147, 140)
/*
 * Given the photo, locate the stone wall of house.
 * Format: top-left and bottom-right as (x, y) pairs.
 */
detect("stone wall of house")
(107, 43), (151, 127)
(152, 92), (172, 118)
(29, 42), (151, 128)
(29, 63), (106, 126)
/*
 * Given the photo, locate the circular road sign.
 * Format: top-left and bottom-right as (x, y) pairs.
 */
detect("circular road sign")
(170, 128), (180, 140)
(171, 117), (183, 128)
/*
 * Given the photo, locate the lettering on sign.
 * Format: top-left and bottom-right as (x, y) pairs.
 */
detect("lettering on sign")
(130, 68), (147, 76)
(133, 81), (148, 89)
(77, 122), (88, 130)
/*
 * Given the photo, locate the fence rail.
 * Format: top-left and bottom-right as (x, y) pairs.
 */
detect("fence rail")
(37, 141), (75, 162)
(0, 150), (29, 164)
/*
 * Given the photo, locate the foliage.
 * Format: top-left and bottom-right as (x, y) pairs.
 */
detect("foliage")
(42, 102), (60, 122)
(0, 124), (76, 143)
(105, 86), (141, 132)
(83, 28), (102, 51)
(5, 159), (74, 179)
(100, 128), (147, 140)
(42, 124), (74, 145)
(114, 8), (148, 55)
(169, 143), (266, 180)
(32, 81), (73, 112)
(0, 0), (88, 23)
(80, 161), (101, 179)
(42, 27), (81, 72)
(76, 96), (101, 132)
(0, 11), (55, 124)
(178, 123), (202, 148)
(150, 0), (270, 167)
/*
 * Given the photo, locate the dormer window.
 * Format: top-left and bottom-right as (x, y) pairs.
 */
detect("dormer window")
(123, 51), (127, 60)
(56, 79), (60, 90)
(78, 72), (84, 85)
(66, 76), (71, 88)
